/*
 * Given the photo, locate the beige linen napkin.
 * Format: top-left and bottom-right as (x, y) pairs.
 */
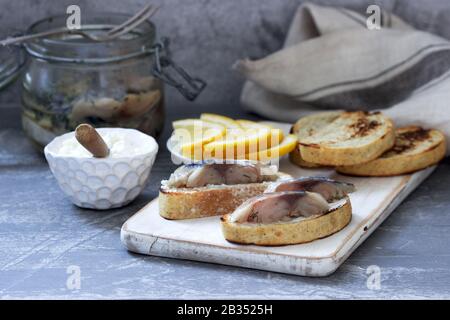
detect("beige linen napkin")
(235, 3), (450, 154)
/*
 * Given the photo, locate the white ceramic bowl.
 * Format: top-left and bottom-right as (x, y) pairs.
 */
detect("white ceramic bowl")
(44, 128), (158, 210)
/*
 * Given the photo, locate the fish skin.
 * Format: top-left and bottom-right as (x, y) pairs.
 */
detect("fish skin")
(230, 191), (330, 224)
(266, 177), (355, 202)
(165, 161), (278, 188)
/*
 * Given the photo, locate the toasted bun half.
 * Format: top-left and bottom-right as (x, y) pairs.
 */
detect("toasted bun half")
(289, 145), (323, 168)
(159, 172), (291, 220)
(220, 198), (352, 246)
(336, 126), (446, 176)
(294, 111), (395, 166)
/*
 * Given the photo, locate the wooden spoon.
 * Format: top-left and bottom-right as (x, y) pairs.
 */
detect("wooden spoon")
(75, 124), (110, 158)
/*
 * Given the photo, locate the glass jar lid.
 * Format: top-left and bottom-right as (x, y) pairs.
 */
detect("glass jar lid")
(24, 13), (156, 64)
(19, 12), (206, 100)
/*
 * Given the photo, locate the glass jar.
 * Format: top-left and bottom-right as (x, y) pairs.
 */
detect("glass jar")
(21, 13), (205, 148)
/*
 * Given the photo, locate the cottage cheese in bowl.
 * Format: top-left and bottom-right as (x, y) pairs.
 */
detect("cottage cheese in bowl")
(44, 128), (158, 210)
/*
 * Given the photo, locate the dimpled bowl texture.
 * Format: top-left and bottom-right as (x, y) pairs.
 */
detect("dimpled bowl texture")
(44, 128), (158, 210)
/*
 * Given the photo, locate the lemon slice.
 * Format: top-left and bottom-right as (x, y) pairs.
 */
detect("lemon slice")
(234, 121), (280, 152)
(245, 134), (298, 161)
(171, 121), (225, 160)
(267, 128), (284, 146)
(200, 113), (241, 129)
(230, 121), (282, 153)
(172, 118), (225, 131)
(235, 120), (273, 130)
(203, 128), (284, 160)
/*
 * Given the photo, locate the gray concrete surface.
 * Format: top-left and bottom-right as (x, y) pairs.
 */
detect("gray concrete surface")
(1, 102), (450, 299)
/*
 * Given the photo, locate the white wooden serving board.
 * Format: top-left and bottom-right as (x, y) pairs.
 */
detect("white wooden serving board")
(120, 122), (436, 277)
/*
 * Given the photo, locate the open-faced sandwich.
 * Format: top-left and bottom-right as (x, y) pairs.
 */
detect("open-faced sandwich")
(221, 177), (355, 246)
(337, 126), (446, 176)
(290, 111), (395, 167)
(159, 160), (291, 220)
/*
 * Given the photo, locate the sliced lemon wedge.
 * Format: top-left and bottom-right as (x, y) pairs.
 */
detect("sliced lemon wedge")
(172, 118), (225, 131)
(171, 115), (292, 161)
(171, 120), (225, 159)
(235, 120), (273, 130)
(234, 121), (280, 153)
(200, 113), (241, 129)
(203, 128), (284, 160)
(245, 134), (298, 161)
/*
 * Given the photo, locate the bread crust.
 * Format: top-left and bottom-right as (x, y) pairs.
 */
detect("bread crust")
(221, 198), (352, 246)
(289, 144), (323, 168)
(292, 111), (396, 166)
(159, 172), (291, 220)
(337, 127), (446, 176)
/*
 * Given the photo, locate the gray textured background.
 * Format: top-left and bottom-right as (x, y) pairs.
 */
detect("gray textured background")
(2, 0), (450, 114)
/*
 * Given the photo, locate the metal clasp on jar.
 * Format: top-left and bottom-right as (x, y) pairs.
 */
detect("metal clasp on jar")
(150, 38), (206, 101)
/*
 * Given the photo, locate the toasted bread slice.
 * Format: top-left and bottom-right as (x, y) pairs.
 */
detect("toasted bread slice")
(337, 126), (446, 176)
(289, 145), (323, 168)
(289, 112), (334, 169)
(221, 197), (352, 246)
(159, 172), (291, 220)
(293, 111), (395, 166)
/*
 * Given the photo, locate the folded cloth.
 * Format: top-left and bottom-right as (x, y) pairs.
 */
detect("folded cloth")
(235, 2), (450, 154)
